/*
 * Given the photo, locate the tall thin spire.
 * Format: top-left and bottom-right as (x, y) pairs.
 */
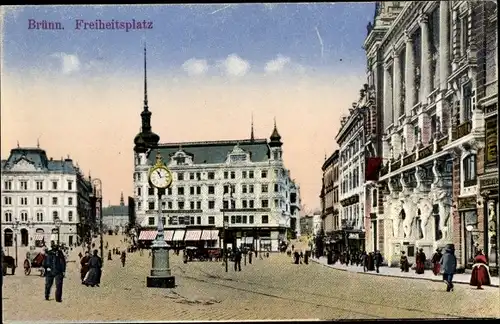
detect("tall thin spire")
(120, 191), (124, 206)
(143, 42), (148, 110)
(250, 113), (255, 141)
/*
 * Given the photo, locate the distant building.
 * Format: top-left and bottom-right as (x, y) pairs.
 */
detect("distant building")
(131, 46), (301, 252)
(320, 150), (340, 248)
(1, 146), (93, 247)
(300, 215), (314, 237)
(102, 192), (128, 233)
(312, 212), (323, 236)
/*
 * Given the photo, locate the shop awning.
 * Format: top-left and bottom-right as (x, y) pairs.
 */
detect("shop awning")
(172, 230), (185, 241)
(138, 230), (158, 241)
(164, 230), (174, 241)
(200, 230), (219, 241)
(185, 230), (202, 241)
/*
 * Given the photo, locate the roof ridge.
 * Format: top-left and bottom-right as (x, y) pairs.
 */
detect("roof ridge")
(158, 138), (268, 147)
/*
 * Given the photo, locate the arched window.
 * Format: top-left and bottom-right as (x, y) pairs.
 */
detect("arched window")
(463, 154), (477, 186)
(53, 211), (59, 220)
(4, 212), (12, 222)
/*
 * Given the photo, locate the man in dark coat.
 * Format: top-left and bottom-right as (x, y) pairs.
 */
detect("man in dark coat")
(248, 250), (253, 264)
(120, 251), (126, 267)
(294, 251), (300, 264)
(43, 245), (66, 302)
(83, 250), (102, 287)
(440, 244), (457, 292)
(234, 248), (242, 271)
(374, 250), (383, 273)
(80, 251), (91, 283)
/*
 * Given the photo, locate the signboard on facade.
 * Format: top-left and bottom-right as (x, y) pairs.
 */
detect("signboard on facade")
(348, 233), (359, 240)
(458, 197), (477, 211)
(485, 117), (497, 165)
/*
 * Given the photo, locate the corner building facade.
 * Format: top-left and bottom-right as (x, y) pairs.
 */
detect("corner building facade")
(365, 1), (496, 269)
(132, 47), (301, 252)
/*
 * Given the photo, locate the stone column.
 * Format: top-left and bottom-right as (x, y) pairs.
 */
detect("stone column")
(383, 64), (394, 130)
(405, 31), (415, 115)
(420, 14), (432, 104)
(393, 48), (402, 124)
(439, 1), (450, 91)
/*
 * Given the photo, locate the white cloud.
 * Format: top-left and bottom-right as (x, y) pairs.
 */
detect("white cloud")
(220, 54), (250, 77)
(182, 58), (209, 76)
(50, 52), (81, 75)
(264, 55), (291, 74)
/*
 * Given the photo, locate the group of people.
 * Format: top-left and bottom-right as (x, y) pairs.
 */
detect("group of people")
(325, 249), (384, 273)
(79, 250), (103, 287)
(108, 249), (127, 267)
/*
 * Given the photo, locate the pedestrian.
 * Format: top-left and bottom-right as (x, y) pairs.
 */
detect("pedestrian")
(291, 244), (295, 252)
(299, 251), (303, 264)
(415, 248), (426, 274)
(293, 251), (300, 264)
(470, 250), (491, 289)
(361, 251), (367, 272)
(83, 250), (102, 287)
(304, 250), (309, 264)
(107, 250), (112, 261)
(234, 248), (242, 271)
(345, 252), (350, 267)
(374, 250), (383, 273)
(80, 251), (91, 284)
(440, 244), (457, 292)
(120, 251), (127, 267)
(248, 250), (253, 264)
(43, 244), (66, 302)
(431, 248), (442, 276)
(400, 251), (410, 272)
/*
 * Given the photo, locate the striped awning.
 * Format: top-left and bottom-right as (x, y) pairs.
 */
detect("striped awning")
(139, 230), (158, 241)
(185, 230), (202, 241)
(34, 234), (45, 241)
(164, 230), (174, 241)
(200, 230), (219, 241)
(172, 230), (185, 241)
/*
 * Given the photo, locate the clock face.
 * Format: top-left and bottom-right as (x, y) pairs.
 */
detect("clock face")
(149, 167), (172, 188)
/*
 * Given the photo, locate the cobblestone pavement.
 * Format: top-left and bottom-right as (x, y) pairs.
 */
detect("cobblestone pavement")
(312, 256), (500, 287)
(2, 235), (499, 322)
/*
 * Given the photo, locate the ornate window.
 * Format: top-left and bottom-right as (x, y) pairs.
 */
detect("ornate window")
(463, 154), (477, 186)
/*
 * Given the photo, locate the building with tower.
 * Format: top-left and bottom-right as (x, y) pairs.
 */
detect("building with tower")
(1, 145), (93, 248)
(102, 192), (129, 234)
(132, 46), (301, 252)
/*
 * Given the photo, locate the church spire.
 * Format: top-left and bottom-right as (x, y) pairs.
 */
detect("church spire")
(250, 113), (255, 141)
(120, 191), (124, 206)
(143, 42), (148, 110)
(269, 117), (282, 147)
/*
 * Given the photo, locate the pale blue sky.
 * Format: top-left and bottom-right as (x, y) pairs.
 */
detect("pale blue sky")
(3, 4), (374, 76)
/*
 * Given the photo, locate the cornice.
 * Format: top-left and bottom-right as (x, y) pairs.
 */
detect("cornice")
(380, 1), (426, 50)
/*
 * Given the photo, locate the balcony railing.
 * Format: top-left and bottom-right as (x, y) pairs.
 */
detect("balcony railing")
(464, 178), (478, 188)
(403, 153), (416, 166)
(452, 120), (472, 140)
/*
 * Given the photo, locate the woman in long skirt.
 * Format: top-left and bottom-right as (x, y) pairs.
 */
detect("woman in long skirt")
(431, 248), (442, 276)
(470, 250), (491, 289)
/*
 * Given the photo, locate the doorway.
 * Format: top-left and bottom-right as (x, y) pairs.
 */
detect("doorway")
(20, 228), (29, 246)
(3, 228), (13, 247)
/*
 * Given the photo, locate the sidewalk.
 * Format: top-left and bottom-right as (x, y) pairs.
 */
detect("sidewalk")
(311, 257), (499, 288)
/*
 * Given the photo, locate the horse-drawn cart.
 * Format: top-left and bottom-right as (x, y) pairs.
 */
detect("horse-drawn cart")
(24, 251), (46, 276)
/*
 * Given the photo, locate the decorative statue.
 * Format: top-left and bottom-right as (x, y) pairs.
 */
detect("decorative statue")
(402, 207), (413, 238)
(419, 201), (432, 240)
(438, 201), (451, 240)
(488, 202), (497, 240)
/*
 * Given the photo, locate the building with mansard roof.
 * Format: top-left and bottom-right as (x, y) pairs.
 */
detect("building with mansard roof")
(364, 1), (497, 272)
(1, 145), (93, 248)
(132, 46), (301, 252)
(102, 192), (129, 233)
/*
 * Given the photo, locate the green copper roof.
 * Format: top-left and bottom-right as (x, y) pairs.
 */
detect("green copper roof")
(148, 139), (270, 165)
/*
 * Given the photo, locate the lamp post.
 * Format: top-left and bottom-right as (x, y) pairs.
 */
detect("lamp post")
(13, 219), (20, 267)
(54, 218), (62, 246)
(224, 221), (229, 272)
(92, 178), (104, 263)
(27, 220), (34, 249)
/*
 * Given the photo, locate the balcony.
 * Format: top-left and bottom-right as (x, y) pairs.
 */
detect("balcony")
(403, 153), (416, 166)
(452, 121), (472, 141)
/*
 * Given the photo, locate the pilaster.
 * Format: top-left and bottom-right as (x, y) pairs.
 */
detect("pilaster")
(405, 31), (416, 114)
(393, 48), (402, 124)
(383, 64), (394, 129)
(419, 13), (432, 105)
(439, 1), (451, 91)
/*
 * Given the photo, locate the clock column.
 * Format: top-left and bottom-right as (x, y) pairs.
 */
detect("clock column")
(147, 153), (175, 289)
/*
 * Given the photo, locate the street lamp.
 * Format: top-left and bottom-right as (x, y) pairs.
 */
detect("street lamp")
(12, 219), (20, 267)
(27, 220), (34, 249)
(54, 218), (62, 246)
(224, 221), (229, 272)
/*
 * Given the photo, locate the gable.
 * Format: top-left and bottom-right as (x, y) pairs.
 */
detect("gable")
(10, 157), (38, 172)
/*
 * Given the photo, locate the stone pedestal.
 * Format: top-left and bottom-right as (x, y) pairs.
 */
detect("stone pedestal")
(146, 240), (175, 289)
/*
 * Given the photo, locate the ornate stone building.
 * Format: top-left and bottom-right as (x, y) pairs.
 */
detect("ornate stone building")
(364, 1), (496, 267)
(132, 47), (301, 252)
(320, 150), (340, 244)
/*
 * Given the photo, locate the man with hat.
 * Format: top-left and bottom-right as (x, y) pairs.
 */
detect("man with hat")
(43, 243), (66, 302)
